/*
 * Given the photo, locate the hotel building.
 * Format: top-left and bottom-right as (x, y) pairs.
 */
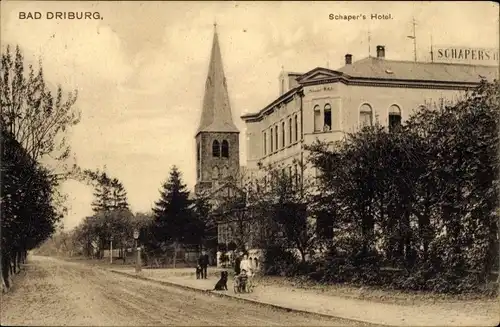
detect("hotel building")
(242, 45), (498, 181)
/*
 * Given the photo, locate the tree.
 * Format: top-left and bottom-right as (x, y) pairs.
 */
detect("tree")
(1, 44), (80, 290)
(305, 79), (499, 292)
(192, 194), (216, 251)
(260, 164), (317, 263)
(1, 45), (80, 174)
(84, 169), (129, 213)
(1, 130), (62, 288)
(151, 166), (199, 267)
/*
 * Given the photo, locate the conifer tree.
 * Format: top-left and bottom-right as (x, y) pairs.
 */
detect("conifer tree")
(152, 166), (200, 267)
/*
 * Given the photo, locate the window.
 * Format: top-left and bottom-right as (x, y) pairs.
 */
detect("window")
(324, 104), (332, 131)
(263, 132), (267, 156)
(197, 142), (201, 162)
(359, 104), (373, 128)
(212, 140), (220, 157)
(288, 117), (292, 145)
(314, 105), (321, 132)
(212, 166), (219, 179)
(388, 105), (402, 132)
(294, 115), (298, 141)
(221, 140), (229, 158)
(288, 166), (292, 185)
(270, 127), (274, 152)
(281, 121), (285, 148)
(275, 125), (278, 151)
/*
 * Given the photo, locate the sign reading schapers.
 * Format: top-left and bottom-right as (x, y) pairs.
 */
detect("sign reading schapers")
(434, 46), (499, 66)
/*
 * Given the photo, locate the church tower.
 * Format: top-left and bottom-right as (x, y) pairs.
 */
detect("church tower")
(195, 24), (240, 195)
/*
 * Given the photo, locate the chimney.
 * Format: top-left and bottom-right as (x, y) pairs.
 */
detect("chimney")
(345, 54), (352, 65)
(376, 45), (385, 59)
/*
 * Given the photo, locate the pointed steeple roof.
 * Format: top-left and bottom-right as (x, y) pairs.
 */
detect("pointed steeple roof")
(196, 24), (239, 135)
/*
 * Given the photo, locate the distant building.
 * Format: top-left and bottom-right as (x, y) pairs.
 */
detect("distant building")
(242, 45), (498, 182)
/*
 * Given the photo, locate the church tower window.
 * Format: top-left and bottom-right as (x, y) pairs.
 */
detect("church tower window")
(221, 140), (229, 158)
(212, 140), (220, 157)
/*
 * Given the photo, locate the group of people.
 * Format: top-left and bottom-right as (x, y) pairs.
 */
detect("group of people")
(197, 250), (258, 281)
(233, 251), (258, 288)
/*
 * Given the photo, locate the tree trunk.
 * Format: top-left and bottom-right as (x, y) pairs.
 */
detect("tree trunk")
(298, 248), (306, 263)
(15, 251), (22, 274)
(1, 252), (11, 290)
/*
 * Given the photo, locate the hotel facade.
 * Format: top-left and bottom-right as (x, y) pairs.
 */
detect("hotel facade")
(203, 39), (497, 264)
(242, 45), (498, 182)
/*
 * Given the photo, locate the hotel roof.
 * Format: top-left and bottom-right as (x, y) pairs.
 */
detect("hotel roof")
(336, 57), (498, 84)
(242, 57), (498, 120)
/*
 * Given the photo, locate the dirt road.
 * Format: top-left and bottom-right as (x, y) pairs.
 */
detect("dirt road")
(1, 256), (368, 326)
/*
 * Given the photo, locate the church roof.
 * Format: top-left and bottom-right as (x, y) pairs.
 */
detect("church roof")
(196, 25), (239, 135)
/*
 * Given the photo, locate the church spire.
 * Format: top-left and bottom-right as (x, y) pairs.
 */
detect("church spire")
(196, 24), (239, 135)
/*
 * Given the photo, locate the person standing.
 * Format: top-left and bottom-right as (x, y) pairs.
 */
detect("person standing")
(234, 251), (243, 275)
(239, 253), (252, 277)
(198, 251), (209, 279)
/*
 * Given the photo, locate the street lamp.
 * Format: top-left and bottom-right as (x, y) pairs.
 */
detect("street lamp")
(133, 229), (141, 273)
(110, 235), (114, 264)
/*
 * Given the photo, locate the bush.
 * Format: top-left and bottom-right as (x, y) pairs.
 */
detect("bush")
(318, 237), (383, 286)
(262, 245), (300, 277)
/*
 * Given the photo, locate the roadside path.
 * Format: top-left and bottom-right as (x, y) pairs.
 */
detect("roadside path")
(1, 256), (365, 326)
(116, 267), (499, 326)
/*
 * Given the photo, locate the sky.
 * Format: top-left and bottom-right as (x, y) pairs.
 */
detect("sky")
(1, 1), (498, 230)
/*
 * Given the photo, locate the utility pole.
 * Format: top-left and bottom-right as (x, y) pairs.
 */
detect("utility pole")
(430, 34), (434, 62)
(368, 29), (371, 57)
(407, 17), (417, 62)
